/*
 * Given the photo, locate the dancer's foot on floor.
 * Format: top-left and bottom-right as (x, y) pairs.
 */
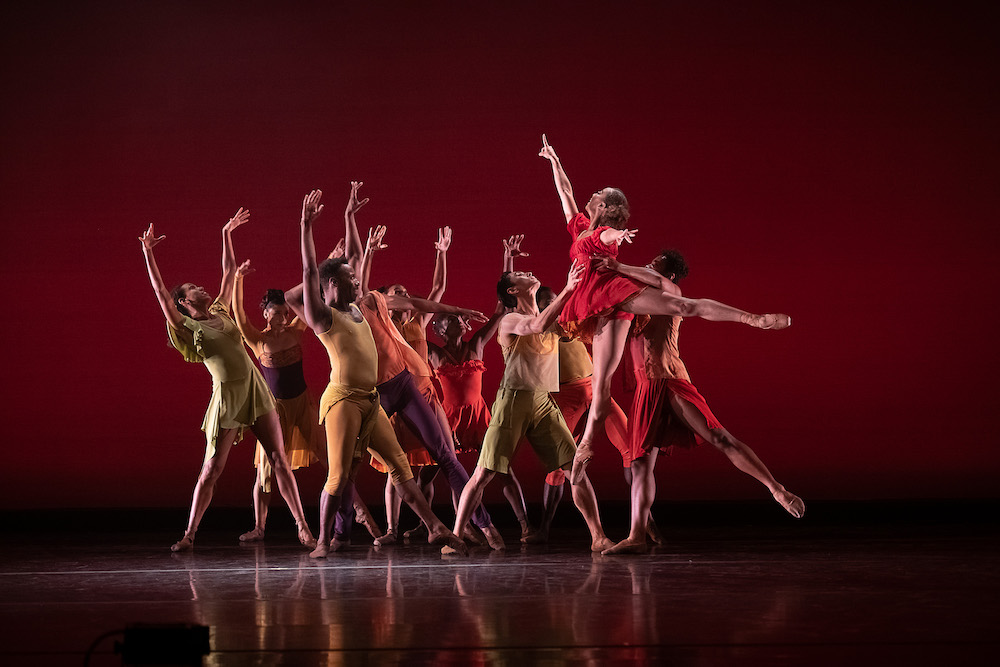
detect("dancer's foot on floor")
(354, 502), (384, 539)
(521, 528), (549, 544)
(309, 543), (330, 559)
(170, 534), (195, 552)
(297, 522), (317, 548)
(481, 524), (506, 551)
(430, 527), (469, 556)
(570, 443), (593, 485)
(773, 489), (805, 518)
(403, 523), (428, 540)
(646, 520), (665, 545)
(330, 535), (349, 553)
(239, 527), (265, 543)
(602, 536), (648, 555)
(519, 521), (534, 542)
(374, 529), (397, 546)
(591, 535), (615, 553)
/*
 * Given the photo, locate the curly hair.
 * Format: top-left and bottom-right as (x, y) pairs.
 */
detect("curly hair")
(656, 249), (689, 284)
(260, 288), (286, 311)
(598, 188), (630, 229)
(318, 257), (350, 298)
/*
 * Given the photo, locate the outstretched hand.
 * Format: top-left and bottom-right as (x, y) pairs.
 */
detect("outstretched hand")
(435, 226), (453, 252)
(301, 190), (324, 225)
(366, 225), (388, 253)
(236, 259), (255, 278)
(346, 181), (369, 216)
(565, 259), (585, 291)
(456, 308), (488, 323)
(503, 234), (529, 259)
(328, 237), (346, 260)
(606, 228), (637, 246)
(538, 133), (558, 161)
(223, 207), (251, 233)
(139, 223), (165, 250)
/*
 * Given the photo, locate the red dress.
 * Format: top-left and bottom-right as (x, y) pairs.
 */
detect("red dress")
(435, 359), (491, 454)
(558, 213), (646, 342)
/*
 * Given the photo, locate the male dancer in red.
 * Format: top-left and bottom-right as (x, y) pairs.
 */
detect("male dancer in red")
(598, 250), (805, 555)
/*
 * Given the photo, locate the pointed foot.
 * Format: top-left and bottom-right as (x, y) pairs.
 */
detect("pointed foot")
(602, 537), (648, 555)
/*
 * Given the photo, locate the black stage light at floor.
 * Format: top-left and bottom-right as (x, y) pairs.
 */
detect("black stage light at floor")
(114, 624), (210, 666)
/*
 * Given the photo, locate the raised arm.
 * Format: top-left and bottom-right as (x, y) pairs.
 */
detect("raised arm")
(218, 208), (250, 306)
(299, 189), (333, 334)
(344, 181), (369, 272)
(538, 134), (579, 222)
(428, 226), (451, 302)
(232, 261), (266, 352)
(469, 300), (506, 357)
(502, 234), (529, 273)
(506, 261), (584, 337)
(358, 224), (388, 295)
(139, 224), (184, 330)
(383, 294), (487, 323)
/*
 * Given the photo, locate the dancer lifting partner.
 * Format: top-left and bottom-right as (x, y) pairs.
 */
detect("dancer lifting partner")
(538, 134), (791, 484)
(286, 189), (467, 558)
(231, 269), (382, 543)
(138, 210), (315, 552)
(445, 260), (614, 554)
(600, 250), (804, 555)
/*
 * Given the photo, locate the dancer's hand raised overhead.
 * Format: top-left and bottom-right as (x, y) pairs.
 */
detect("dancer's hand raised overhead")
(301, 190), (324, 226)
(538, 133), (559, 162)
(139, 223), (165, 250)
(223, 207), (251, 233)
(346, 181), (368, 216)
(367, 225), (388, 254)
(435, 226), (453, 253)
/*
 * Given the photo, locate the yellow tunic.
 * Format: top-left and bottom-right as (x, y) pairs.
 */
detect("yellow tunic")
(167, 297), (276, 460)
(557, 337), (594, 384)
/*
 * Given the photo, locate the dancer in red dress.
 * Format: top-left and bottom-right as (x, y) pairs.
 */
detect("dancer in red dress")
(599, 250), (804, 555)
(538, 134), (791, 484)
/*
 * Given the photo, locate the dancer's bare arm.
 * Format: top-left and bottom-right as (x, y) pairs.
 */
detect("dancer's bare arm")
(505, 261), (583, 337)
(415, 226), (451, 328)
(384, 294), (487, 323)
(218, 208), (250, 306)
(538, 134), (579, 222)
(344, 181), (369, 272)
(598, 227), (637, 247)
(469, 301), (506, 358)
(138, 224), (184, 330)
(502, 234), (528, 273)
(232, 261), (265, 350)
(595, 256), (672, 291)
(299, 189), (333, 333)
(358, 225), (387, 295)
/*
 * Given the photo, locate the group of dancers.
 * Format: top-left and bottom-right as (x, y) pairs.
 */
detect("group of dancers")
(140, 136), (804, 558)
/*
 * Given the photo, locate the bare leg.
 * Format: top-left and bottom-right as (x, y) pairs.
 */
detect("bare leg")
(523, 472), (564, 544)
(573, 317), (631, 484)
(240, 463), (271, 542)
(569, 470), (613, 552)
(502, 468), (533, 539)
(252, 410), (316, 547)
(375, 476), (400, 545)
(447, 466), (503, 552)
(621, 288), (790, 329)
(352, 493), (383, 539)
(622, 465), (662, 544)
(394, 477), (467, 555)
(172, 428), (239, 551)
(404, 465), (438, 539)
(604, 450), (659, 555)
(668, 394), (804, 518)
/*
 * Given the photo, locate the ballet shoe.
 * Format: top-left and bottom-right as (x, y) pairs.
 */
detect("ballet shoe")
(646, 520), (665, 545)
(330, 536), (349, 552)
(481, 524), (506, 551)
(170, 534), (195, 552)
(742, 313), (791, 330)
(521, 529), (549, 545)
(374, 530), (397, 546)
(354, 502), (384, 539)
(238, 527), (265, 543)
(403, 523), (428, 540)
(602, 537), (648, 555)
(773, 489), (806, 518)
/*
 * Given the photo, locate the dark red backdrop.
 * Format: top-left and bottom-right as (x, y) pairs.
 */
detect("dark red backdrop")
(2, 1), (997, 509)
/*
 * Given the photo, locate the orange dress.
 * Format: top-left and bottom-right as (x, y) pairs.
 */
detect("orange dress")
(558, 212), (646, 342)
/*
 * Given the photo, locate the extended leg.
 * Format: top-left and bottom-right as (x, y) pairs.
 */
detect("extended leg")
(668, 394), (804, 518)
(447, 466), (497, 552)
(172, 428), (239, 551)
(502, 468), (533, 539)
(568, 470), (613, 552)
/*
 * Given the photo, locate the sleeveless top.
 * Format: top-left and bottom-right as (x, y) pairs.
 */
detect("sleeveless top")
(499, 330), (560, 392)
